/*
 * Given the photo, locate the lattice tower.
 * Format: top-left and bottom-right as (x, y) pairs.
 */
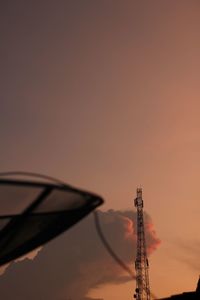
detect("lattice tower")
(134, 188), (151, 300)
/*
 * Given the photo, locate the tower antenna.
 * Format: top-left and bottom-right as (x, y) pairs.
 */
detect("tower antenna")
(134, 188), (151, 300)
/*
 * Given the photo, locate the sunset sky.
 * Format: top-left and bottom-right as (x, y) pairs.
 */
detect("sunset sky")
(0, 1), (200, 299)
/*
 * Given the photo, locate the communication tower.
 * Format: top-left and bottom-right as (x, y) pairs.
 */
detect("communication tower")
(134, 188), (151, 300)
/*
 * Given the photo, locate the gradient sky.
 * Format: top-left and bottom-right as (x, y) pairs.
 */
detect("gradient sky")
(0, 1), (200, 299)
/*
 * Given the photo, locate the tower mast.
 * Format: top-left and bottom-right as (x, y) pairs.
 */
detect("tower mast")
(134, 188), (151, 300)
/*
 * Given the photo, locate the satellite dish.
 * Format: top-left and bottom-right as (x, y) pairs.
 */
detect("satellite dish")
(0, 177), (103, 267)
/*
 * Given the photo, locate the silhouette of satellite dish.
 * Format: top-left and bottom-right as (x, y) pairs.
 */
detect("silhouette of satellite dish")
(0, 177), (103, 267)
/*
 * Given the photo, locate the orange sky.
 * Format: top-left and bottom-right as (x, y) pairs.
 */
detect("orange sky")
(0, 1), (200, 299)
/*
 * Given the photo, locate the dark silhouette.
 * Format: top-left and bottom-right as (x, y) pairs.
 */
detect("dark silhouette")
(0, 176), (103, 267)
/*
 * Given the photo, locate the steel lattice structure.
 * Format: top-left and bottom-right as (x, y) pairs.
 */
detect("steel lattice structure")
(134, 188), (151, 300)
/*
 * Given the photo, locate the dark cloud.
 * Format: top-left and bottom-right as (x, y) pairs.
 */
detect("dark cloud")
(0, 210), (160, 300)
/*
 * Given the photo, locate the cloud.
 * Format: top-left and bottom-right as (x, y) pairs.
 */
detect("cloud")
(0, 247), (42, 275)
(0, 209), (160, 300)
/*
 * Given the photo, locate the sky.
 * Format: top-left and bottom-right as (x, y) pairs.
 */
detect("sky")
(0, 0), (200, 299)
(0, 210), (160, 300)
